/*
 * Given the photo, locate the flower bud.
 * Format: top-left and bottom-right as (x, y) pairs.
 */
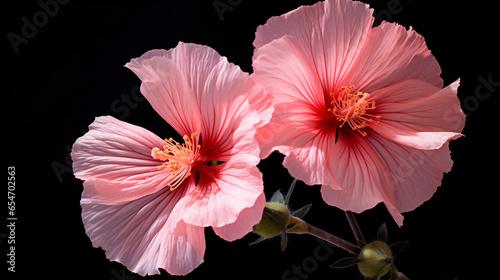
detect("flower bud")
(357, 241), (392, 278)
(253, 202), (291, 238)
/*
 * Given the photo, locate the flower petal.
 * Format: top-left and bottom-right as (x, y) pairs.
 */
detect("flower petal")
(368, 133), (454, 215)
(212, 192), (266, 241)
(321, 130), (456, 226)
(179, 45), (264, 163)
(130, 43), (271, 164)
(346, 22), (443, 92)
(247, 83), (274, 131)
(71, 116), (174, 205)
(170, 44), (270, 164)
(320, 132), (397, 220)
(223, 98), (266, 165)
(81, 188), (205, 276)
(125, 49), (202, 136)
(149, 43), (230, 104)
(254, 0), (374, 93)
(281, 130), (340, 188)
(371, 79), (465, 150)
(169, 161), (264, 231)
(252, 35), (329, 158)
(253, 35), (325, 110)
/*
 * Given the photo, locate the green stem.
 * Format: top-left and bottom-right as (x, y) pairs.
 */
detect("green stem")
(300, 221), (360, 255)
(345, 211), (365, 244)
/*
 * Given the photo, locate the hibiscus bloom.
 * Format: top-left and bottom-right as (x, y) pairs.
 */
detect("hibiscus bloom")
(252, 0), (465, 226)
(71, 42), (272, 275)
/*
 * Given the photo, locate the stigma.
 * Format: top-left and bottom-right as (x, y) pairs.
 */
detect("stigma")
(151, 132), (201, 191)
(328, 85), (381, 137)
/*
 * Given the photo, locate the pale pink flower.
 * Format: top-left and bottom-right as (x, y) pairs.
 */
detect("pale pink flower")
(71, 42), (272, 275)
(252, 0), (465, 226)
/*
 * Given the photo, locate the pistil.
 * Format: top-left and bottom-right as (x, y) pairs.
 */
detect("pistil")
(151, 132), (201, 191)
(328, 86), (381, 137)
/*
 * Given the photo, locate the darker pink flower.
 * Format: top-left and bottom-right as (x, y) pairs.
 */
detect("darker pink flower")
(71, 42), (272, 275)
(252, 0), (465, 226)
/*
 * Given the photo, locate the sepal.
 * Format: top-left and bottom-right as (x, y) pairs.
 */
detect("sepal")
(330, 257), (361, 269)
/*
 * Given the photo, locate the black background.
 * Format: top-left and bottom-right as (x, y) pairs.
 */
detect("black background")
(4, 0), (498, 279)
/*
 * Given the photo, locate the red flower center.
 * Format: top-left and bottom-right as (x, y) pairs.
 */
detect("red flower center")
(151, 132), (201, 191)
(328, 85), (381, 137)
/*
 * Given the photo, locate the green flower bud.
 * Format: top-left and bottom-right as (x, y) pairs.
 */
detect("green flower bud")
(253, 202), (291, 238)
(357, 241), (392, 278)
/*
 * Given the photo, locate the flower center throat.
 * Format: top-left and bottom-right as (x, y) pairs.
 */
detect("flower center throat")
(328, 85), (381, 137)
(151, 132), (201, 191)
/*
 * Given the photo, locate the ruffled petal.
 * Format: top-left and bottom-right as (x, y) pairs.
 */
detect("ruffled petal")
(125, 49), (202, 136)
(321, 129), (456, 226)
(222, 98), (266, 165)
(71, 116), (174, 205)
(81, 188), (205, 276)
(156, 43), (255, 147)
(254, 0), (374, 93)
(249, 83), (274, 126)
(281, 130), (340, 188)
(129, 43), (271, 164)
(252, 35), (330, 158)
(169, 161), (264, 232)
(368, 133), (454, 215)
(212, 192), (266, 241)
(146, 43), (231, 104)
(320, 131), (397, 221)
(256, 98), (331, 162)
(371, 79), (465, 150)
(253, 35), (325, 110)
(167, 43), (270, 164)
(345, 22), (443, 92)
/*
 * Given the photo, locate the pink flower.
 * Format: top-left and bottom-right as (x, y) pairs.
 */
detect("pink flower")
(252, 0), (465, 226)
(71, 42), (272, 275)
